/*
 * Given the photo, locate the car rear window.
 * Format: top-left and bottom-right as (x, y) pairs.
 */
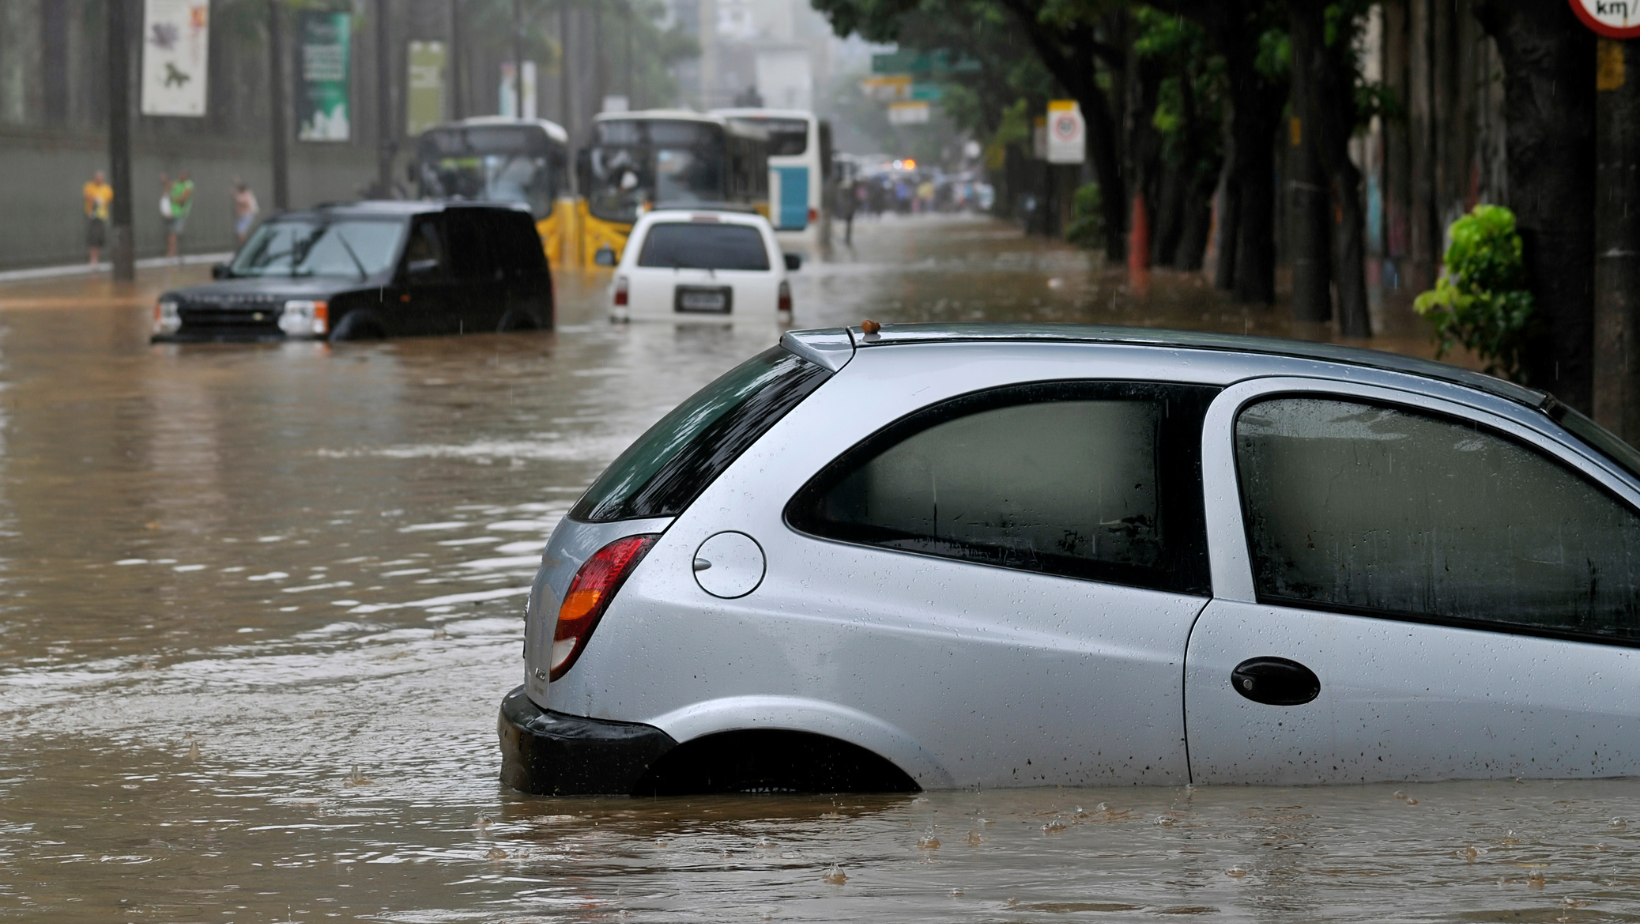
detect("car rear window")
(570, 346), (830, 522)
(637, 223), (770, 271)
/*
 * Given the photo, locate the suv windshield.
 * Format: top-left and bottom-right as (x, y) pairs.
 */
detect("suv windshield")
(230, 218), (407, 278)
(637, 223), (769, 271)
(570, 346), (831, 522)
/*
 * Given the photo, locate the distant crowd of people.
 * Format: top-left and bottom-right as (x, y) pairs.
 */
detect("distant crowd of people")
(79, 170), (259, 267)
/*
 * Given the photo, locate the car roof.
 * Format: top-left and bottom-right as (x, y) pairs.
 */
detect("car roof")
(710, 108), (817, 123)
(782, 322), (1553, 412)
(594, 109), (724, 125)
(639, 208), (772, 229)
(441, 116), (569, 143)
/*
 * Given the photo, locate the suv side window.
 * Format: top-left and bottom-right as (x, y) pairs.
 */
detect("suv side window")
(1236, 396), (1640, 642)
(403, 218), (446, 282)
(445, 211), (498, 281)
(786, 382), (1218, 595)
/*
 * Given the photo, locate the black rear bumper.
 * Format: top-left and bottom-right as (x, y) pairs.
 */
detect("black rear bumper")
(497, 686), (677, 796)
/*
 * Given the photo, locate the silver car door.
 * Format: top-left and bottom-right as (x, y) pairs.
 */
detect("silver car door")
(1186, 379), (1640, 784)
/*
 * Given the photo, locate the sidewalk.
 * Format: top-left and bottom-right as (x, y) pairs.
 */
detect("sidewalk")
(0, 252), (232, 285)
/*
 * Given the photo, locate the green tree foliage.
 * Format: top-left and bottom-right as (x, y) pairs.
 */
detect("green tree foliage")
(1414, 204), (1537, 382)
(1065, 182), (1104, 248)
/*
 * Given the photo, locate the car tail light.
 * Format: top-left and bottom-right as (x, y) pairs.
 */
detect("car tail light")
(550, 534), (656, 681)
(614, 276), (629, 307)
(778, 280), (792, 314)
(808, 207), (817, 224)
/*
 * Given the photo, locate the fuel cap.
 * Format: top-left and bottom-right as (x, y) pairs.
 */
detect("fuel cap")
(692, 531), (766, 598)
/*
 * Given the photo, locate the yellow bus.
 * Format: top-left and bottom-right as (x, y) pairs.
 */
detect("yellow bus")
(578, 110), (769, 267)
(413, 117), (574, 268)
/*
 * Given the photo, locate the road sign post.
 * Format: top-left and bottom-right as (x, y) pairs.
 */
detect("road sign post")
(1578, 0), (1640, 438)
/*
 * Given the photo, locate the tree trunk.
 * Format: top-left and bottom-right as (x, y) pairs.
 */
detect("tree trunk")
(1152, 161), (1186, 267)
(1214, 157), (1241, 290)
(1226, 52), (1280, 305)
(1287, 0), (1333, 323)
(1332, 156), (1371, 337)
(1475, 0), (1596, 410)
(1291, 0), (1371, 336)
(1175, 168), (1215, 271)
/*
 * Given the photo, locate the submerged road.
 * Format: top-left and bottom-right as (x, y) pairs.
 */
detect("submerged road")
(2, 214), (1638, 921)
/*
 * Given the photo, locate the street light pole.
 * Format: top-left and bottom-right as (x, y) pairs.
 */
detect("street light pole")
(107, 0), (134, 281)
(514, 0), (525, 119)
(377, 0), (394, 196)
(449, 0), (463, 120)
(269, 0), (290, 210)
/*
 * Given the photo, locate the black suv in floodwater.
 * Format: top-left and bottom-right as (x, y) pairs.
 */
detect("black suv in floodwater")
(152, 201), (553, 342)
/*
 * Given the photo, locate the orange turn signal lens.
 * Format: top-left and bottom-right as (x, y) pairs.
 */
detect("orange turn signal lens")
(550, 534), (657, 681)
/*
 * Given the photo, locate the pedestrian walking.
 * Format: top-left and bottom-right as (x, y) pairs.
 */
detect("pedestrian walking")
(232, 177), (259, 243)
(166, 170), (194, 258)
(83, 170), (112, 266)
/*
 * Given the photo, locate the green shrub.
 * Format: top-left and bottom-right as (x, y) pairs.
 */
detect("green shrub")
(1413, 204), (1535, 382)
(1065, 182), (1103, 249)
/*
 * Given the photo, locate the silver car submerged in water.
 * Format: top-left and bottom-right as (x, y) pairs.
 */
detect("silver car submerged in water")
(500, 324), (1640, 796)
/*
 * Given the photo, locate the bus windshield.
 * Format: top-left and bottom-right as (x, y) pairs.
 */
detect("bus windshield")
(726, 117), (807, 156)
(416, 126), (558, 219)
(586, 119), (728, 223)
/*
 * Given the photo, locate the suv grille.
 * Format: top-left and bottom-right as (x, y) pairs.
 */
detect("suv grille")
(177, 296), (284, 333)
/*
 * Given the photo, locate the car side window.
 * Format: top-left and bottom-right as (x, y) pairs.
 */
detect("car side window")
(1236, 396), (1640, 642)
(786, 382), (1218, 595)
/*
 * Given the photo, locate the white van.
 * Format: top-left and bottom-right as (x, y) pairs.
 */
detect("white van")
(605, 209), (798, 322)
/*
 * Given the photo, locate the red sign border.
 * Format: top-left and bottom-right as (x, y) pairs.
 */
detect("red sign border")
(1569, 0), (1640, 39)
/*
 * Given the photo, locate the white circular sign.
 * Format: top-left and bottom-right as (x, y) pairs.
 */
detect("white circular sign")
(1053, 114), (1080, 141)
(692, 531), (766, 599)
(1569, 0), (1640, 38)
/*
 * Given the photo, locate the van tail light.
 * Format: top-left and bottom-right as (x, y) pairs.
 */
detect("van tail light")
(550, 534), (656, 681)
(808, 207), (818, 224)
(778, 280), (792, 314)
(614, 276), (629, 307)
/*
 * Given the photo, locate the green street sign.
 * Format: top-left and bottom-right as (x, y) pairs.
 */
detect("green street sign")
(870, 49), (981, 75)
(911, 83), (945, 101)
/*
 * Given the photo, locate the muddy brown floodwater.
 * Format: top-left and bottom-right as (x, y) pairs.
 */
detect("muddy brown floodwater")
(3, 215), (1640, 923)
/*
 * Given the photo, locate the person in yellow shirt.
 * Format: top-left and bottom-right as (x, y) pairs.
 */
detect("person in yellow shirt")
(83, 170), (113, 266)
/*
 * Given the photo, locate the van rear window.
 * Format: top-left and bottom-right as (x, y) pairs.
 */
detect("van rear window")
(570, 346), (830, 522)
(638, 223), (770, 271)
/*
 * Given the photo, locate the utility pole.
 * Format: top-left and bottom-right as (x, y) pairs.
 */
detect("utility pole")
(1593, 37), (1640, 440)
(269, 0), (290, 210)
(514, 0), (525, 119)
(106, 0), (134, 281)
(625, 1), (634, 107)
(448, 0), (463, 120)
(376, 0), (394, 196)
(558, 3), (571, 129)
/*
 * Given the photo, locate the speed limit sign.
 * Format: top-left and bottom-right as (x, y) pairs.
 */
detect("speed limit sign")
(1569, 0), (1640, 39)
(1046, 100), (1084, 164)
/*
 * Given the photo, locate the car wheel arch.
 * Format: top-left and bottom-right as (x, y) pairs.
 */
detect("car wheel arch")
(329, 309), (389, 342)
(643, 694), (956, 790)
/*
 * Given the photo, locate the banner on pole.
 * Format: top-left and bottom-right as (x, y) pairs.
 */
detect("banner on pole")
(140, 0), (210, 117)
(407, 41), (446, 136)
(298, 12), (352, 142)
(499, 62), (537, 119)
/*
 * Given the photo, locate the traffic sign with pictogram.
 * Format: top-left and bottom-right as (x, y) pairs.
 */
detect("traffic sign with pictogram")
(1569, 0), (1640, 39)
(1046, 100), (1084, 164)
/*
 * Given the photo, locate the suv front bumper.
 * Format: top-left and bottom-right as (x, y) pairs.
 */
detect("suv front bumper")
(497, 686), (677, 796)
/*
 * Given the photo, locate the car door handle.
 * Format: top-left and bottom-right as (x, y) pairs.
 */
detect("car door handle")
(1230, 657), (1321, 706)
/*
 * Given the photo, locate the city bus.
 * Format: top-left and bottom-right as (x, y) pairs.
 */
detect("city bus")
(413, 117), (573, 267)
(578, 110), (770, 266)
(711, 109), (832, 236)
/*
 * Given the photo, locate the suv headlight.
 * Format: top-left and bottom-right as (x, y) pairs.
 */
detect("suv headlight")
(153, 299), (179, 335)
(279, 300), (329, 336)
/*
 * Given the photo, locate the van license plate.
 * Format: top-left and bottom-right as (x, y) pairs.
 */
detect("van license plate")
(675, 286), (732, 314)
